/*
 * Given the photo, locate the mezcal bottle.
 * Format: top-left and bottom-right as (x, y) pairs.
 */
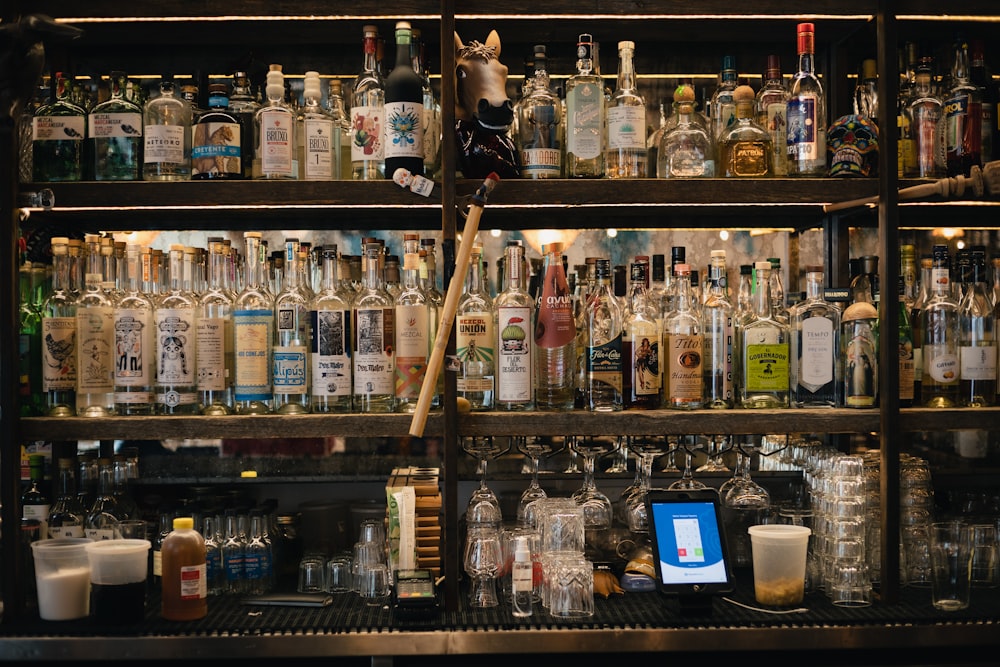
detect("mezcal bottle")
(76, 234), (116, 416)
(253, 64), (297, 180)
(383, 21), (424, 179)
(351, 25), (386, 179)
(297, 71), (335, 181)
(233, 232), (274, 414)
(958, 246), (996, 406)
(790, 265), (839, 407)
(456, 243), (495, 410)
(113, 243), (156, 415)
(192, 82), (242, 179)
(702, 250), (735, 409)
(394, 234), (430, 413)
(227, 71), (259, 179)
(155, 245), (199, 413)
(421, 238), (444, 408)
(565, 33), (606, 178)
(41, 237), (76, 415)
(739, 260), (789, 408)
(47, 457), (86, 539)
(582, 258), (623, 412)
(32, 72), (85, 182)
(143, 77), (192, 180)
(272, 239), (311, 413)
(310, 246), (353, 413)
(353, 241), (396, 413)
(517, 45), (562, 179)
(495, 240), (535, 410)
(710, 55), (739, 143)
(197, 238), (235, 415)
(756, 55), (789, 176)
(89, 70), (142, 181)
(606, 40), (646, 178)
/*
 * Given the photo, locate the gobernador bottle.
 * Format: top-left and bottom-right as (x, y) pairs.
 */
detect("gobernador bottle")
(739, 260), (790, 408)
(516, 45), (562, 179)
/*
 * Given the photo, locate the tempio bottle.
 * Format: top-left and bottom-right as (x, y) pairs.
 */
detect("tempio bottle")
(607, 40), (647, 178)
(534, 242), (577, 410)
(790, 265), (840, 407)
(394, 234), (431, 413)
(143, 77), (192, 181)
(192, 82), (242, 179)
(383, 21), (425, 179)
(456, 242), (495, 410)
(310, 246), (353, 413)
(517, 45), (562, 179)
(921, 244), (960, 407)
(739, 260), (790, 408)
(253, 64), (297, 179)
(89, 70), (142, 181)
(161, 516), (207, 621)
(565, 33), (606, 178)
(76, 234), (116, 416)
(495, 240), (534, 410)
(233, 232), (274, 414)
(272, 238), (311, 413)
(32, 72), (85, 182)
(353, 241), (396, 413)
(351, 24), (386, 179)
(786, 23), (827, 176)
(155, 245), (199, 414)
(41, 237), (77, 416)
(582, 258), (623, 412)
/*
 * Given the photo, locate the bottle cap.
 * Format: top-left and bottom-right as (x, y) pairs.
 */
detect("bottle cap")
(303, 71), (322, 98)
(711, 249), (726, 258)
(765, 54), (781, 78)
(755, 260), (772, 271)
(515, 536), (531, 560)
(173, 517), (194, 530)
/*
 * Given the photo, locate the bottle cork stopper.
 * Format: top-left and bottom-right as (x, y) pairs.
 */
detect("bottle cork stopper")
(861, 58), (877, 81)
(674, 84), (696, 103)
(734, 85), (755, 103)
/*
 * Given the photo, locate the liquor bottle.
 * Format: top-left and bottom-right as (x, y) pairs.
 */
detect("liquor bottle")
(353, 241), (396, 413)
(621, 261), (660, 409)
(310, 246), (353, 413)
(383, 21), (424, 179)
(160, 516), (208, 620)
(297, 71), (336, 181)
(842, 278), (879, 409)
(221, 508), (246, 595)
(393, 234), (430, 413)
(191, 82), (242, 179)
(113, 243), (156, 415)
(326, 79), (353, 179)
(152, 508), (175, 586)
(767, 257), (787, 325)
(646, 100), (669, 178)
(76, 451), (98, 513)
(18, 254), (44, 416)
(233, 232), (274, 414)
(202, 514), (225, 597)
(271, 239), (311, 413)
(970, 39), (995, 163)
(495, 240), (534, 410)
(897, 42), (919, 178)
(22, 453), (50, 542)
(910, 253), (932, 404)
(411, 29), (441, 178)
(904, 56), (946, 178)
(710, 55), (739, 143)
(657, 84), (714, 178)
(516, 45), (562, 179)
(143, 77), (192, 180)
(84, 457), (123, 541)
(739, 260), (790, 408)
(456, 242), (495, 410)
(197, 238), (235, 415)
(662, 263), (703, 410)
(243, 510), (269, 596)
(32, 72), (86, 182)
(253, 64), (297, 179)
(89, 70), (142, 181)
(111, 454), (139, 521)
(702, 250), (735, 409)
(227, 71), (259, 179)
(581, 258), (623, 412)
(534, 242), (577, 410)
(944, 36), (983, 177)
(351, 24), (386, 179)
(958, 246), (996, 407)
(921, 245), (961, 407)
(47, 457), (85, 539)
(384, 254), (403, 301)
(154, 245), (199, 414)
(896, 275), (917, 408)
(565, 33), (606, 178)
(18, 82), (48, 182)
(606, 40), (647, 178)
(790, 265), (840, 407)
(75, 234), (116, 417)
(756, 55), (790, 176)
(719, 84), (773, 177)
(786, 23), (827, 176)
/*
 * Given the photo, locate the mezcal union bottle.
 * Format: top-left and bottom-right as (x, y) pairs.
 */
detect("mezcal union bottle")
(113, 244), (156, 415)
(606, 40), (647, 178)
(310, 246), (353, 413)
(272, 238), (311, 414)
(393, 234), (430, 413)
(76, 234), (116, 417)
(582, 258), (623, 412)
(790, 265), (840, 408)
(143, 77), (192, 180)
(456, 243), (495, 410)
(623, 260), (662, 410)
(565, 33), (606, 178)
(663, 263), (703, 410)
(32, 72), (86, 182)
(383, 21), (425, 179)
(702, 250), (734, 409)
(534, 242), (577, 410)
(233, 232), (274, 414)
(156, 245), (199, 413)
(921, 245), (961, 407)
(495, 240), (534, 410)
(351, 24), (386, 180)
(253, 64), (297, 180)
(786, 22), (828, 176)
(739, 260), (790, 408)
(41, 237), (77, 415)
(89, 70), (143, 181)
(353, 241), (396, 413)
(958, 246), (996, 406)
(517, 45), (562, 179)
(197, 238), (235, 415)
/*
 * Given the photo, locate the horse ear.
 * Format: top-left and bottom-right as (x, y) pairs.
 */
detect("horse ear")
(486, 29), (501, 58)
(454, 31), (465, 53)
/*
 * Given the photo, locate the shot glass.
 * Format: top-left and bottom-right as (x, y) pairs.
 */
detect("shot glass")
(297, 554), (327, 594)
(358, 562), (390, 607)
(326, 553), (353, 593)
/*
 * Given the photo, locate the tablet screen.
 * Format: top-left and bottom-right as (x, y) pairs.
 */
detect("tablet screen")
(648, 494), (731, 588)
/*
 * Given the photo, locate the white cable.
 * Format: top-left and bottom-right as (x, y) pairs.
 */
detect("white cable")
(721, 597), (809, 614)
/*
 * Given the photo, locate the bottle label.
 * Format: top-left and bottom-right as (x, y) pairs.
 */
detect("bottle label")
(959, 345), (997, 381)
(273, 345), (307, 394)
(926, 348), (959, 384)
(456, 312), (495, 391)
(196, 315), (228, 392)
(303, 117), (334, 179)
(144, 124), (185, 164)
(89, 112), (141, 139)
(350, 105), (384, 162)
(798, 316), (835, 390)
(787, 95), (820, 160)
(233, 308), (273, 401)
(155, 308), (197, 386)
(665, 333), (701, 399)
(76, 306), (114, 393)
(113, 308), (154, 387)
(383, 101), (424, 160)
(179, 563), (207, 600)
(42, 316), (77, 391)
(913, 346), (923, 383)
(744, 343), (790, 392)
(944, 93), (980, 159)
(85, 528), (116, 541)
(260, 110), (294, 176)
(192, 120), (241, 177)
(607, 105), (646, 150)
(844, 320), (878, 404)
(521, 148), (561, 178)
(764, 101), (788, 174)
(899, 323), (915, 400)
(354, 307), (395, 396)
(310, 308), (352, 398)
(534, 263), (575, 349)
(512, 560), (533, 592)
(726, 140), (770, 177)
(496, 306), (533, 403)
(586, 334), (624, 392)
(33, 116), (85, 142)
(49, 524), (84, 539)
(566, 82), (603, 160)
(394, 303), (429, 400)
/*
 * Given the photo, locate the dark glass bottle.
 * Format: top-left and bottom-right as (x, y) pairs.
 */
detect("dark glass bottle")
(32, 72), (86, 182)
(22, 453), (50, 540)
(192, 82), (242, 179)
(383, 21), (424, 179)
(88, 70), (143, 181)
(47, 457), (86, 539)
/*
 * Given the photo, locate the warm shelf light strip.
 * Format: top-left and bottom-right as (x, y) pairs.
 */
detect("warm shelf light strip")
(21, 204), (440, 212)
(896, 15), (1000, 22)
(55, 15), (440, 23)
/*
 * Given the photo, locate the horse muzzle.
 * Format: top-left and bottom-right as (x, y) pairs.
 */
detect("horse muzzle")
(476, 98), (514, 130)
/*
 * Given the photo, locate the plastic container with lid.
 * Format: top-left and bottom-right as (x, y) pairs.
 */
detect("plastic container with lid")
(161, 516), (207, 620)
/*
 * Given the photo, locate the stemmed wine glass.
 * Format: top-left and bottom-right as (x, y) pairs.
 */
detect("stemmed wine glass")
(697, 434), (731, 473)
(622, 435), (668, 534)
(722, 437), (771, 569)
(464, 523), (503, 607)
(462, 436), (510, 525)
(569, 435), (616, 531)
(668, 435), (708, 491)
(661, 434), (681, 473)
(515, 436), (565, 526)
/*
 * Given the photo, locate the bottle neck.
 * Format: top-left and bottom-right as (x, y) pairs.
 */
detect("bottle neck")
(466, 254), (485, 295)
(616, 49), (636, 90)
(402, 250), (421, 290)
(363, 34), (379, 73)
(754, 267), (773, 318)
(320, 253), (339, 292)
(505, 247), (525, 291)
(394, 30), (413, 71)
(805, 272), (824, 299)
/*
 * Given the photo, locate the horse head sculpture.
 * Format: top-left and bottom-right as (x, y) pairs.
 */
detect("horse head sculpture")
(0, 14), (82, 121)
(454, 30), (520, 179)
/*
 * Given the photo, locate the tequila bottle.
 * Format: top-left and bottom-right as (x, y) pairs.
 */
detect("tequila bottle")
(89, 70), (142, 180)
(495, 240), (535, 410)
(143, 78), (192, 180)
(624, 261), (662, 409)
(786, 23), (828, 176)
(517, 45), (562, 179)
(192, 82), (242, 179)
(353, 241), (396, 413)
(297, 71), (336, 181)
(394, 234), (431, 413)
(310, 246), (353, 413)
(944, 37), (982, 177)
(41, 237), (76, 416)
(155, 245), (199, 413)
(33, 72), (85, 182)
(327, 79), (353, 179)
(228, 71), (259, 179)
(719, 85), (773, 177)
(842, 281), (879, 409)
(663, 263), (703, 410)
(910, 253), (932, 404)
(233, 232), (274, 414)
(534, 242), (577, 410)
(272, 239), (311, 413)
(904, 57), (946, 178)
(420, 238), (444, 408)
(113, 244), (156, 415)
(412, 29), (442, 178)
(657, 84), (714, 178)
(384, 21), (425, 179)
(790, 265), (840, 407)
(254, 64), (297, 179)
(351, 24), (386, 179)
(198, 238), (235, 415)
(456, 243), (495, 410)
(582, 258), (623, 412)
(76, 234), (116, 416)
(921, 245), (960, 407)
(710, 55), (738, 143)
(606, 40), (646, 178)
(84, 457), (124, 541)
(565, 33), (606, 178)
(958, 246), (996, 406)
(702, 250), (735, 409)
(756, 55), (789, 176)
(47, 457), (86, 539)
(739, 261), (790, 408)
(896, 275), (917, 408)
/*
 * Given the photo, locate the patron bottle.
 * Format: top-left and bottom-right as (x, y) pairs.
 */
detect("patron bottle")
(394, 234), (430, 413)
(534, 242), (577, 410)
(233, 232), (274, 414)
(253, 64), (296, 180)
(958, 246), (996, 406)
(517, 45), (562, 179)
(607, 40), (646, 178)
(353, 241), (396, 413)
(76, 234), (116, 416)
(921, 245), (961, 407)
(719, 84), (773, 177)
(89, 70), (142, 181)
(565, 33), (606, 178)
(495, 241), (535, 410)
(351, 24), (386, 179)
(310, 246), (353, 413)
(143, 77), (192, 180)
(657, 84), (714, 178)
(113, 243), (156, 415)
(456, 242), (495, 410)
(383, 21), (424, 178)
(739, 260), (790, 408)
(786, 23), (827, 176)
(32, 72), (85, 182)
(582, 258), (623, 412)
(790, 265), (840, 407)
(272, 238), (311, 413)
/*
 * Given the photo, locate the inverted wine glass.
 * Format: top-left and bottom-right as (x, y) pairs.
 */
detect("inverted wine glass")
(569, 435), (616, 531)
(515, 436), (565, 527)
(623, 435), (668, 533)
(462, 436), (510, 526)
(697, 434), (731, 473)
(463, 523), (503, 607)
(667, 435), (708, 491)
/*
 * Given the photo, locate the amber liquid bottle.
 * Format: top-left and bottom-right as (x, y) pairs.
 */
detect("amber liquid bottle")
(161, 516), (208, 621)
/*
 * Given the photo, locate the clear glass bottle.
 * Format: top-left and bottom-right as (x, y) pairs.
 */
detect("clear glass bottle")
(646, 100), (668, 178)
(351, 24), (386, 180)
(32, 72), (86, 182)
(297, 71), (336, 181)
(18, 255), (45, 416)
(353, 240), (396, 413)
(790, 265), (840, 407)
(565, 33), (606, 178)
(384, 21), (425, 179)
(958, 246), (996, 406)
(233, 232), (274, 414)
(622, 260), (662, 410)
(421, 238), (445, 408)
(756, 55), (790, 176)
(76, 234), (116, 417)
(842, 280), (879, 409)
(89, 70), (142, 181)
(143, 77), (192, 180)
(222, 509), (246, 595)
(606, 40), (647, 178)
(456, 242), (495, 410)
(394, 234), (431, 414)
(84, 457), (123, 541)
(191, 82), (242, 179)
(768, 257), (787, 325)
(970, 39), (995, 164)
(663, 263), (703, 410)
(910, 253), (933, 405)
(326, 79), (354, 179)
(516, 44), (562, 179)
(412, 29), (442, 179)
(582, 258), (624, 412)
(739, 261), (790, 408)
(227, 71), (259, 179)
(76, 452), (98, 514)
(113, 243), (156, 415)
(47, 457), (85, 539)
(710, 55), (739, 143)
(197, 238), (235, 415)
(40, 237), (76, 416)
(18, 82), (48, 183)
(202, 514), (225, 597)
(719, 85), (773, 177)
(534, 242), (577, 410)
(310, 246), (353, 413)
(657, 84), (714, 178)
(244, 510), (269, 596)
(921, 245), (961, 407)
(111, 454), (139, 521)
(905, 56), (946, 178)
(945, 36), (982, 177)
(702, 250), (735, 409)
(495, 240), (534, 411)
(272, 238), (311, 414)
(254, 64), (297, 179)
(155, 245), (199, 414)
(786, 23), (828, 176)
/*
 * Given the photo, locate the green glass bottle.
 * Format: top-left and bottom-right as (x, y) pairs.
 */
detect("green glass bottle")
(89, 71), (143, 180)
(32, 72), (86, 182)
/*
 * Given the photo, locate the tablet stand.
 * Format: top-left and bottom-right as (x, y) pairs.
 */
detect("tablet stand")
(677, 593), (715, 615)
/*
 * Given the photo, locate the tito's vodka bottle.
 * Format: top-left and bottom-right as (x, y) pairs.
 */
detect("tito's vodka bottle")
(606, 41), (646, 178)
(565, 33), (606, 178)
(353, 241), (396, 412)
(662, 264), (703, 410)
(456, 243), (495, 410)
(76, 234), (116, 416)
(534, 242), (577, 410)
(233, 232), (274, 414)
(786, 23), (827, 176)
(351, 25), (386, 179)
